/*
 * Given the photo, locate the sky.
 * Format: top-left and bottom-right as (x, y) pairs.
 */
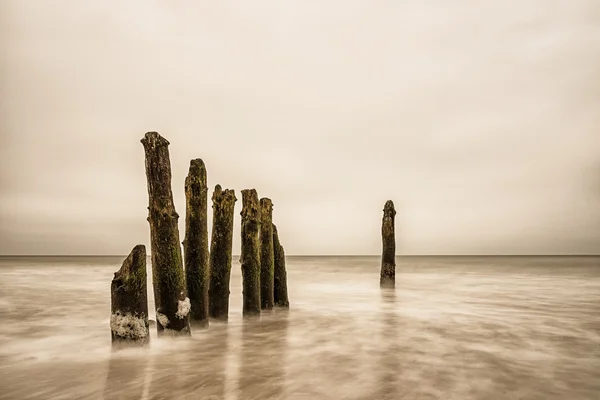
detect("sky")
(1, 1), (599, 255)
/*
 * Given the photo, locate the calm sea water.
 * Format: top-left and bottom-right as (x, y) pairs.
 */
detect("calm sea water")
(0, 256), (598, 400)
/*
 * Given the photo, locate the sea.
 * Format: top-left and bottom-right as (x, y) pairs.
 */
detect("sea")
(0, 255), (598, 400)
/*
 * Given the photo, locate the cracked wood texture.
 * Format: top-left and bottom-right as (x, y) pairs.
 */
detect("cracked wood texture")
(380, 200), (396, 287)
(208, 185), (237, 320)
(273, 224), (289, 308)
(183, 159), (209, 327)
(110, 244), (149, 345)
(259, 198), (275, 310)
(141, 132), (190, 336)
(240, 189), (262, 317)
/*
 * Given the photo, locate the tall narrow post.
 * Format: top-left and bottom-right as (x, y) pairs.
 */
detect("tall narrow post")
(110, 244), (149, 345)
(273, 224), (289, 308)
(208, 185), (237, 320)
(141, 132), (191, 336)
(380, 200), (396, 287)
(183, 159), (209, 327)
(259, 198), (274, 309)
(240, 189), (262, 317)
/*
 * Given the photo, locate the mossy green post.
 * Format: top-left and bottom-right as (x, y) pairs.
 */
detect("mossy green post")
(141, 132), (191, 336)
(183, 159), (209, 327)
(273, 224), (289, 308)
(380, 200), (396, 287)
(110, 244), (149, 345)
(208, 185), (237, 320)
(240, 189), (261, 317)
(259, 198), (275, 310)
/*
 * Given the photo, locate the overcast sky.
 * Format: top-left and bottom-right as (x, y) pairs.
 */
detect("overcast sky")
(1, 1), (599, 255)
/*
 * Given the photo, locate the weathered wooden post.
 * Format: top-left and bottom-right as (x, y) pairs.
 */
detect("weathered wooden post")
(240, 189), (261, 317)
(110, 244), (149, 345)
(141, 132), (191, 336)
(208, 184), (237, 320)
(380, 200), (396, 287)
(183, 159), (209, 327)
(273, 224), (289, 308)
(259, 198), (275, 309)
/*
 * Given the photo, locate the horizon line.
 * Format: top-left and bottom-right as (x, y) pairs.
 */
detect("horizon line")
(0, 254), (598, 257)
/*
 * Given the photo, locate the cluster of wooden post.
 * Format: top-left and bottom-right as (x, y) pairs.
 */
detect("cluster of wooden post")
(110, 131), (290, 345)
(109, 131), (396, 345)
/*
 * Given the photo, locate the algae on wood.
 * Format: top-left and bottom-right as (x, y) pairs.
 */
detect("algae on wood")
(208, 185), (237, 320)
(183, 159), (209, 327)
(259, 198), (275, 309)
(141, 132), (191, 336)
(273, 224), (289, 308)
(240, 189), (261, 317)
(380, 200), (396, 287)
(110, 244), (149, 345)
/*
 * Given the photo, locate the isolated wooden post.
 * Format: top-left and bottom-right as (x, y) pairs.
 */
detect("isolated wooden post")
(380, 200), (396, 287)
(110, 244), (149, 345)
(183, 159), (209, 327)
(259, 198), (275, 309)
(208, 185), (237, 320)
(141, 132), (191, 336)
(240, 189), (261, 316)
(273, 224), (289, 308)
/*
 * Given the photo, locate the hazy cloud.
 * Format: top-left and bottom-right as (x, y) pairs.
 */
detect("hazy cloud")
(1, 0), (599, 255)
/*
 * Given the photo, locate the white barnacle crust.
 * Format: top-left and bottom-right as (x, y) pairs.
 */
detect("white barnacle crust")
(110, 312), (148, 340)
(176, 297), (191, 319)
(156, 311), (170, 328)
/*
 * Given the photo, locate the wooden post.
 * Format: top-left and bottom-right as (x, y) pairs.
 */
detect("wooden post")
(380, 200), (396, 287)
(240, 189), (262, 317)
(183, 159), (209, 327)
(110, 244), (149, 345)
(259, 198), (275, 309)
(208, 185), (237, 320)
(141, 132), (191, 336)
(273, 224), (289, 308)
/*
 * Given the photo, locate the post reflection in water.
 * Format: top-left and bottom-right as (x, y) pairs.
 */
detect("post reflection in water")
(373, 288), (400, 400)
(103, 348), (149, 400)
(237, 310), (289, 400)
(102, 322), (231, 400)
(188, 323), (230, 400)
(148, 323), (230, 400)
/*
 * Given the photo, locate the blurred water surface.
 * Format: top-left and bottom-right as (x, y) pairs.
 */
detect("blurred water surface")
(0, 256), (598, 400)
